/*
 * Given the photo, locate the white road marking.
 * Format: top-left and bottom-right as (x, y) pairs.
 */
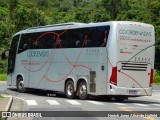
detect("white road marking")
(46, 100), (60, 105)
(113, 103), (126, 106)
(26, 100), (38, 105)
(13, 97), (25, 101)
(134, 103), (148, 106)
(87, 101), (104, 105)
(66, 100), (81, 105)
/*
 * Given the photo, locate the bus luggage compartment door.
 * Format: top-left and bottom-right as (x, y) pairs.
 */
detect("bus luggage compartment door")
(117, 62), (152, 88)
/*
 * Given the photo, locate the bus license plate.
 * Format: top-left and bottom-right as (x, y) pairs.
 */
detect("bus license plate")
(128, 90), (138, 94)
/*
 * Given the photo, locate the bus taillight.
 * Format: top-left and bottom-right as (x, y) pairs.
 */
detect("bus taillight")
(149, 69), (154, 87)
(110, 67), (117, 86)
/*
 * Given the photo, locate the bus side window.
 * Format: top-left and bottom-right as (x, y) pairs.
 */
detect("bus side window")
(18, 34), (30, 53)
(70, 29), (80, 48)
(96, 26), (110, 47)
(33, 32), (55, 49)
(74, 30), (82, 48)
(103, 31), (108, 46)
(76, 30), (85, 48)
(62, 29), (81, 48)
(58, 30), (68, 48)
(28, 33), (36, 49)
(84, 27), (96, 47)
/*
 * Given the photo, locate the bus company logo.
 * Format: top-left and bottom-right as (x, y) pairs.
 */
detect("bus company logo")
(27, 50), (49, 57)
(119, 29), (151, 37)
(134, 57), (152, 63)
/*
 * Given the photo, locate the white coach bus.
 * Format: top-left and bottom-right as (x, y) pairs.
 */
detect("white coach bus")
(5, 21), (155, 100)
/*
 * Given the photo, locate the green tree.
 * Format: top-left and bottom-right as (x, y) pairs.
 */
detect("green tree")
(0, 0), (160, 72)
(147, 0), (160, 70)
(116, 0), (153, 23)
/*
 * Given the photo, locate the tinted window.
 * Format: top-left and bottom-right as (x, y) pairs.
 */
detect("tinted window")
(60, 26), (110, 48)
(18, 32), (57, 53)
(17, 25), (110, 52)
(33, 32), (56, 49)
(8, 35), (19, 74)
(83, 26), (110, 47)
(18, 33), (32, 53)
(60, 29), (82, 48)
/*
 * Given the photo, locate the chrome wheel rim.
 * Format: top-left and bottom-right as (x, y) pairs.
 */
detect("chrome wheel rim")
(67, 84), (73, 96)
(18, 81), (24, 90)
(79, 84), (87, 98)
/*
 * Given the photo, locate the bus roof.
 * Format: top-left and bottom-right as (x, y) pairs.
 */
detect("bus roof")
(14, 21), (154, 36)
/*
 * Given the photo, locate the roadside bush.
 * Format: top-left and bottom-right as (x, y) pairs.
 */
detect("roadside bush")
(0, 61), (7, 73)
(0, 73), (7, 81)
(153, 69), (160, 85)
(0, 51), (7, 73)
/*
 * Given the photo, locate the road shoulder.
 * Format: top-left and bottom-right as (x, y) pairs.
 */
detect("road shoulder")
(0, 94), (13, 120)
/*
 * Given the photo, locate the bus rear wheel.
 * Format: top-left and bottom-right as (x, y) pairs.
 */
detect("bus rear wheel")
(17, 77), (26, 93)
(78, 81), (88, 100)
(65, 80), (75, 99)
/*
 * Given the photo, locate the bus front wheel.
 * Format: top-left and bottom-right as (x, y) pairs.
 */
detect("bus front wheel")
(17, 77), (26, 93)
(65, 80), (75, 99)
(78, 81), (88, 100)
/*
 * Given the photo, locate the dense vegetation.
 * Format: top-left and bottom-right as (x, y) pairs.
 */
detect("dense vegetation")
(0, 0), (159, 83)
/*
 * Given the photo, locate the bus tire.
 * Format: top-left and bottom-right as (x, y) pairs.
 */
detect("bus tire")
(78, 81), (88, 100)
(17, 77), (26, 93)
(65, 80), (75, 99)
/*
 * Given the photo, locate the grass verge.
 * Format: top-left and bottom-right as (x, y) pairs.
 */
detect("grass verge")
(153, 69), (160, 85)
(0, 73), (7, 81)
(0, 95), (4, 100)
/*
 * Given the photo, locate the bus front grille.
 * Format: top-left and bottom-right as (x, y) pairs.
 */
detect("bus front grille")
(121, 62), (147, 71)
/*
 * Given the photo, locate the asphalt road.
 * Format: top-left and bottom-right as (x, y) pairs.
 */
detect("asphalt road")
(0, 81), (160, 120)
